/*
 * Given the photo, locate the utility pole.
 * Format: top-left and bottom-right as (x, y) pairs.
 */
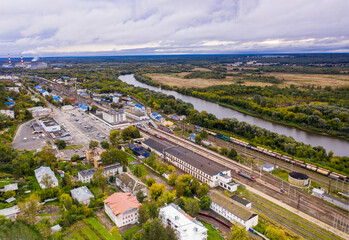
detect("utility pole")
(328, 177), (331, 193)
(297, 194), (301, 209)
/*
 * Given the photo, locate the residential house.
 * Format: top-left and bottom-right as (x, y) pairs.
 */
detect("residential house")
(104, 193), (141, 227)
(71, 186), (94, 205)
(78, 163), (123, 183)
(34, 166), (59, 189)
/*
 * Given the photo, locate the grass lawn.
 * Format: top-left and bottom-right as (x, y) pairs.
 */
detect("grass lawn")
(122, 225), (142, 239)
(79, 225), (102, 240)
(127, 154), (137, 163)
(71, 231), (85, 240)
(129, 164), (148, 178)
(271, 168), (289, 182)
(0, 180), (11, 188)
(65, 145), (84, 150)
(85, 218), (118, 240)
(200, 221), (225, 240)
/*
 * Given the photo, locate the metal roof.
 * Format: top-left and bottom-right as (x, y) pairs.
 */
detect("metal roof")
(71, 186), (94, 202)
(208, 191), (257, 221)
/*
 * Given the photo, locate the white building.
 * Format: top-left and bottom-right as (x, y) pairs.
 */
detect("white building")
(208, 191), (258, 230)
(34, 166), (59, 189)
(3, 183), (18, 192)
(0, 110), (14, 119)
(102, 110), (126, 123)
(159, 203), (208, 240)
(61, 105), (74, 111)
(71, 186), (94, 205)
(39, 118), (60, 132)
(78, 163), (123, 183)
(143, 137), (232, 188)
(0, 206), (20, 220)
(262, 164), (274, 172)
(104, 193), (141, 227)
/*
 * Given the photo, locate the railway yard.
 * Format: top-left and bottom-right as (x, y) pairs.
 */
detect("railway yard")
(140, 126), (349, 240)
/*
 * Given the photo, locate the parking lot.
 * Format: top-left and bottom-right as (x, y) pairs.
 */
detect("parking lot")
(51, 106), (111, 147)
(13, 121), (49, 151)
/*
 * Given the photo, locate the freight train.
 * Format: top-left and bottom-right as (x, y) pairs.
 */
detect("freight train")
(198, 127), (347, 181)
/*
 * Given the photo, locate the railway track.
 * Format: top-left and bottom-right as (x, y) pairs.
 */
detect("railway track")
(143, 127), (349, 239)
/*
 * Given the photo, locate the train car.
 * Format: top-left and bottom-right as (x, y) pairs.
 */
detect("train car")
(256, 146), (264, 152)
(329, 172), (347, 180)
(274, 153), (282, 159)
(207, 130), (216, 136)
(194, 125), (204, 132)
(306, 163), (317, 172)
(237, 171), (256, 182)
(317, 167), (330, 176)
(293, 159), (305, 168)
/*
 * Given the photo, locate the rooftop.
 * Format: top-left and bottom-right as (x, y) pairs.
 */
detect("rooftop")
(231, 195), (250, 206)
(159, 203), (207, 240)
(104, 192), (141, 216)
(78, 163), (122, 177)
(0, 206), (20, 216)
(71, 186), (94, 202)
(208, 191), (257, 221)
(143, 137), (174, 153)
(40, 118), (59, 127)
(34, 166), (59, 189)
(165, 146), (228, 176)
(117, 173), (147, 192)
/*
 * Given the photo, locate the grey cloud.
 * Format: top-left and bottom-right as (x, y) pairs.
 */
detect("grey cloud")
(0, 0), (348, 56)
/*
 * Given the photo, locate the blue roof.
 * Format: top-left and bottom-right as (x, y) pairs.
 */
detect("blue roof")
(6, 102), (14, 105)
(189, 133), (196, 138)
(53, 96), (61, 101)
(135, 104), (144, 108)
(80, 105), (88, 110)
(263, 164), (274, 168)
(7, 97), (13, 101)
(151, 113), (160, 117)
(35, 85), (42, 89)
(77, 101), (84, 104)
(155, 116), (162, 120)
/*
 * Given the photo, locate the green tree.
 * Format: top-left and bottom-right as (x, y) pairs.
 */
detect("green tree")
(89, 140), (99, 149)
(149, 183), (166, 201)
(91, 105), (98, 113)
(100, 140), (110, 149)
(229, 224), (249, 240)
(3, 190), (15, 199)
(37, 217), (52, 238)
(265, 226), (287, 240)
(40, 173), (54, 188)
(146, 177), (156, 187)
(199, 196), (211, 210)
(195, 135), (202, 144)
(200, 130), (208, 139)
(92, 166), (107, 191)
(18, 193), (41, 224)
(54, 139), (66, 150)
(136, 190), (146, 203)
(71, 154), (80, 161)
(109, 129), (121, 148)
(138, 205), (150, 224)
(148, 201), (159, 219)
(228, 148), (237, 159)
(184, 198), (200, 217)
(100, 148), (128, 166)
(168, 173), (177, 185)
(35, 146), (57, 166)
(196, 183), (209, 198)
(60, 193), (73, 210)
(143, 218), (178, 240)
(121, 126), (141, 141)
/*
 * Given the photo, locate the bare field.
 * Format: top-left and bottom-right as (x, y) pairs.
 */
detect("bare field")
(265, 72), (349, 88)
(145, 73), (236, 88)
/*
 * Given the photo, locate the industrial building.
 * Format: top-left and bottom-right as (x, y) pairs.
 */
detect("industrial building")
(28, 107), (52, 118)
(39, 118), (61, 132)
(143, 137), (232, 188)
(102, 110), (126, 124)
(208, 191), (258, 230)
(288, 172), (310, 187)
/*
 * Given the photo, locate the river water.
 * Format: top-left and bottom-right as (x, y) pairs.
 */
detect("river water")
(119, 74), (349, 156)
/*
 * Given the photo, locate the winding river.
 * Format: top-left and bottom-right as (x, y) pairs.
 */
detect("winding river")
(120, 74), (349, 156)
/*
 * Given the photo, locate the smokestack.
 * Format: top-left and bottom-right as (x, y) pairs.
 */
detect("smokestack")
(8, 54), (11, 65)
(21, 55), (23, 65)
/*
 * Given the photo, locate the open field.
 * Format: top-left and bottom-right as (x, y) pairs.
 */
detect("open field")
(265, 72), (349, 88)
(145, 73), (236, 88)
(64, 218), (121, 240)
(146, 72), (349, 89)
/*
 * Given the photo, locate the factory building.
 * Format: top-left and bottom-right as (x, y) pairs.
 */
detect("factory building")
(143, 137), (232, 188)
(102, 110), (126, 124)
(39, 118), (61, 132)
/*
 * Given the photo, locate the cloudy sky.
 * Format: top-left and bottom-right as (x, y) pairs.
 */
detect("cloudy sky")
(1, 0), (349, 57)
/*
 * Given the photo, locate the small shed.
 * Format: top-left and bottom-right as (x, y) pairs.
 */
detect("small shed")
(262, 164), (274, 172)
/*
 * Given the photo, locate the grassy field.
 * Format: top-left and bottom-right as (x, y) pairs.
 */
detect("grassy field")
(265, 72), (349, 88)
(122, 225), (142, 239)
(200, 220), (225, 240)
(146, 71), (349, 89)
(65, 145), (84, 150)
(271, 168), (290, 182)
(129, 164), (148, 178)
(145, 73), (236, 88)
(65, 218), (121, 240)
(127, 154), (137, 163)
